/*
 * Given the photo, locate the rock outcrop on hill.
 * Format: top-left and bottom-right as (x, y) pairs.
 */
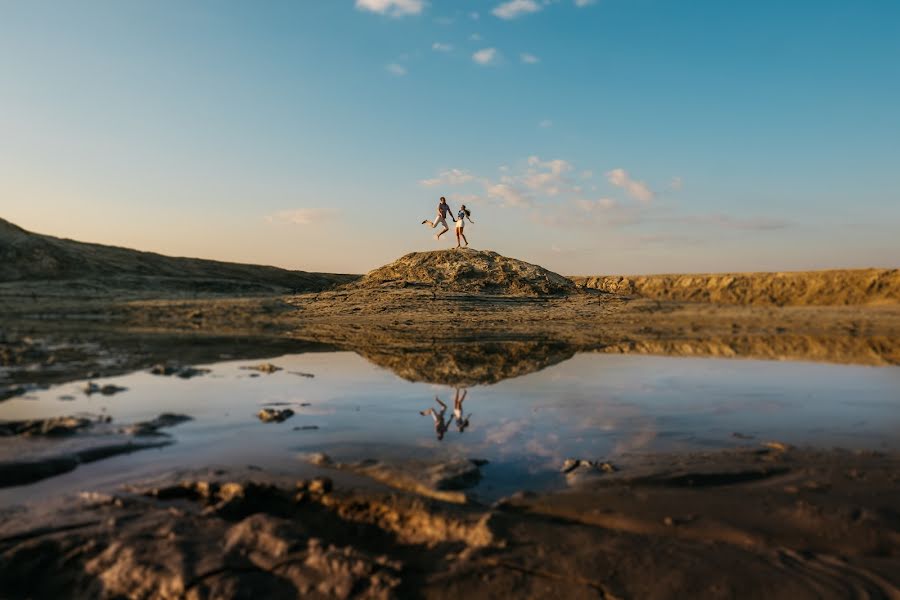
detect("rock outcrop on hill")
(571, 269), (900, 306)
(347, 249), (575, 296)
(0, 217), (356, 293)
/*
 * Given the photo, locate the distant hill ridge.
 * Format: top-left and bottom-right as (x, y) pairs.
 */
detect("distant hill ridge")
(0, 217), (357, 293)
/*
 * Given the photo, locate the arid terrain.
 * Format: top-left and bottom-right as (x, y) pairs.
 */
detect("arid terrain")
(1, 219), (899, 598)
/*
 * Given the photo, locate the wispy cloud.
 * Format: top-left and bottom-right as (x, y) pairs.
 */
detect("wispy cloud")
(469, 11), (480, 20)
(431, 42), (453, 52)
(472, 47), (500, 65)
(669, 176), (683, 191)
(574, 0), (596, 6)
(678, 214), (793, 231)
(606, 168), (654, 204)
(420, 168), (475, 187)
(265, 208), (336, 226)
(492, 0), (541, 19)
(470, 33), (482, 41)
(539, 119), (553, 128)
(355, 0), (424, 17)
(520, 52), (540, 64)
(385, 63), (407, 76)
(522, 156), (573, 196)
(486, 183), (530, 207)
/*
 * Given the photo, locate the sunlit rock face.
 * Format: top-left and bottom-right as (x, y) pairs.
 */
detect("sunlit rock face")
(346, 249), (576, 296)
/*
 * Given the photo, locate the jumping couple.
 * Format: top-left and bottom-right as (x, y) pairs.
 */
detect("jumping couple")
(419, 388), (471, 441)
(422, 197), (475, 248)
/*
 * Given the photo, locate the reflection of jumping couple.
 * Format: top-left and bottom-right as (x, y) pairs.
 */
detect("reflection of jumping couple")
(422, 197), (474, 247)
(420, 388), (471, 440)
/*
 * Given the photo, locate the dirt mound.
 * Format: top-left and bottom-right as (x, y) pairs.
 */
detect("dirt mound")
(571, 269), (900, 306)
(349, 249), (575, 296)
(0, 217), (357, 293)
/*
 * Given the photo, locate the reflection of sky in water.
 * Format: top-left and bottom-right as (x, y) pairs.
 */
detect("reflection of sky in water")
(2, 352), (899, 504)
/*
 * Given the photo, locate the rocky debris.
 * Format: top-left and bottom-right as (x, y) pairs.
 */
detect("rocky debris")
(82, 382), (127, 396)
(293, 425), (320, 431)
(257, 408), (294, 423)
(346, 249), (576, 296)
(562, 459), (618, 485)
(289, 371), (315, 378)
(121, 413), (193, 436)
(571, 268), (900, 306)
(242, 363), (282, 374)
(0, 415), (108, 437)
(307, 454), (486, 504)
(0, 413), (190, 487)
(149, 363), (211, 379)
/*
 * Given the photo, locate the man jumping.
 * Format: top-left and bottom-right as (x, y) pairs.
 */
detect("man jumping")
(422, 196), (455, 240)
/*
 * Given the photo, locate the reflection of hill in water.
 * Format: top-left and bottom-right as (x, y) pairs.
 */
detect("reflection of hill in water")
(358, 342), (577, 386)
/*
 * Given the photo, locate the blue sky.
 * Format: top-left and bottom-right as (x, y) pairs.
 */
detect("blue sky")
(1, 0), (898, 274)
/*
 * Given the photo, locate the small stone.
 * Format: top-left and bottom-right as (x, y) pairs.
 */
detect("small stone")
(218, 482), (245, 502)
(663, 516), (674, 527)
(308, 477), (333, 495)
(763, 441), (793, 453)
(257, 408), (294, 423)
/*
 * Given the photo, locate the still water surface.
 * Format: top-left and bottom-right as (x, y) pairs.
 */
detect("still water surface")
(2, 351), (898, 505)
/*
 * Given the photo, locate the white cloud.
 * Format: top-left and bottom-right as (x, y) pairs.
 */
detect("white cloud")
(574, 0), (596, 6)
(355, 0), (424, 17)
(669, 176), (683, 191)
(472, 47), (499, 65)
(470, 11), (480, 20)
(605, 168), (654, 204)
(539, 119), (553, 128)
(492, 0), (541, 19)
(386, 63), (407, 76)
(522, 156), (573, 195)
(486, 183), (530, 207)
(520, 52), (540, 64)
(581, 170), (593, 179)
(420, 168), (475, 187)
(265, 208), (336, 226)
(470, 33), (483, 41)
(432, 42), (453, 52)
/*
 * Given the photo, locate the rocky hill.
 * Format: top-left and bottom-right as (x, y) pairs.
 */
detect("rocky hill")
(347, 249), (575, 296)
(570, 269), (900, 306)
(0, 218), (357, 294)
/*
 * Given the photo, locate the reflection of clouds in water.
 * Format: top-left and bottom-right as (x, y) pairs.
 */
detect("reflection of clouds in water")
(484, 419), (530, 445)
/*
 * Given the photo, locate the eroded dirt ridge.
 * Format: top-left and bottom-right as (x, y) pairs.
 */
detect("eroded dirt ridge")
(572, 269), (900, 306)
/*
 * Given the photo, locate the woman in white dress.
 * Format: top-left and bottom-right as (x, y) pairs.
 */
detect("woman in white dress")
(455, 205), (474, 248)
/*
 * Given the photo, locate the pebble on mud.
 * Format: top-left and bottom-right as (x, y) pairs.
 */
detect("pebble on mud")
(257, 408), (294, 423)
(82, 382), (127, 396)
(242, 363), (282, 374)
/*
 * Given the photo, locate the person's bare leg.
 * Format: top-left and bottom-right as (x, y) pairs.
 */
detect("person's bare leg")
(435, 396), (447, 410)
(436, 226), (449, 239)
(419, 408), (435, 416)
(461, 231), (468, 246)
(454, 388), (462, 411)
(455, 229), (462, 247)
